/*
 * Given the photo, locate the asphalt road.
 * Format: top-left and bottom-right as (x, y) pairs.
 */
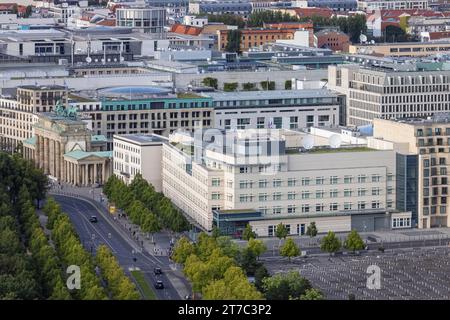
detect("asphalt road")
(53, 194), (181, 300)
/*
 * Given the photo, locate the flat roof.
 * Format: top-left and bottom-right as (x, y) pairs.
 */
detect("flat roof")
(203, 89), (336, 101)
(113, 134), (166, 145)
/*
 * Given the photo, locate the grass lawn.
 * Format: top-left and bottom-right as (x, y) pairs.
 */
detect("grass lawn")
(130, 270), (157, 300)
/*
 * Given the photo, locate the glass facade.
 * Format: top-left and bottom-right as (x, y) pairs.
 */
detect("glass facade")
(396, 154), (418, 226)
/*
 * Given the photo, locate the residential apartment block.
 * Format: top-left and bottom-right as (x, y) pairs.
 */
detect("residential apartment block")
(217, 28), (296, 51)
(328, 63), (450, 126)
(357, 0), (429, 11)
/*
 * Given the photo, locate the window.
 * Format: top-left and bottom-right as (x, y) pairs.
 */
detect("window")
(272, 207), (282, 214)
(372, 201), (380, 209)
(259, 194), (268, 202)
(273, 192), (282, 201)
(301, 178), (310, 186)
(330, 176), (338, 184)
(316, 177), (325, 185)
(315, 204), (324, 212)
(372, 188), (381, 196)
(301, 204), (310, 213)
(358, 201), (366, 210)
(301, 191), (310, 199)
(259, 180), (267, 188)
(344, 202), (352, 210)
(288, 192), (296, 200)
(273, 179), (282, 187)
(372, 174), (381, 182)
(239, 167), (248, 174)
(344, 176), (353, 184)
(211, 178), (220, 187)
(358, 188), (366, 197)
(212, 193), (221, 200)
(357, 175), (366, 183)
(316, 190), (324, 199)
(287, 205), (296, 214)
(344, 189), (352, 197)
(330, 189), (338, 198)
(288, 178), (296, 187)
(329, 203), (338, 211)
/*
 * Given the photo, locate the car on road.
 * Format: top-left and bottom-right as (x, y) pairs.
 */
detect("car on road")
(89, 216), (98, 223)
(154, 267), (162, 275)
(154, 280), (164, 289)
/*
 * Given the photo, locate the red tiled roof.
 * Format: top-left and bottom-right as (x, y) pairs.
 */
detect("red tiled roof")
(0, 3), (15, 11)
(96, 19), (116, 27)
(170, 24), (203, 36)
(264, 22), (314, 30)
(292, 8), (334, 19)
(429, 31), (450, 40)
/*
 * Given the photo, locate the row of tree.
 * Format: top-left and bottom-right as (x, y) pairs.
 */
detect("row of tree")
(96, 245), (141, 300)
(43, 198), (108, 300)
(172, 233), (263, 299)
(172, 232), (324, 300)
(18, 188), (72, 299)
(103, 174), (190, 232)
(0, 152), (57, 299)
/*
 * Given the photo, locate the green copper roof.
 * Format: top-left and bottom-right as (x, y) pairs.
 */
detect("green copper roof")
(91, 135), (108, 143)
(64, 150), (112, 160)
(23, 136), (36, 146)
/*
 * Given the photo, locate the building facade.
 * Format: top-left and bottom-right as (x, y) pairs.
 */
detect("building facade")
(217, 28), (296, 51)
(116, 7), (167, 34)
(113, 134), (165, 191)
(157, 129), (405, 235)
(328, 63), (450, 126)
(0, 85), (67, 152)
(357, 0), (429, 11)
(373, 117), (450, 229)
(204, 89), (341, 130)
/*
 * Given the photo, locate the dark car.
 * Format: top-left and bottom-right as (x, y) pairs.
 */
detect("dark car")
(89, 216), (98, 223)
(154, 281), (164, 289)
(154, 267), (162, 275)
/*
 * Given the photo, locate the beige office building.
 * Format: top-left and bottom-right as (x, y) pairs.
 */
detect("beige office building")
(348, 41), (450, 57)
(328, 63), (450, 126)
(374, 117), (450, 228)
(0, 85), (67, 152)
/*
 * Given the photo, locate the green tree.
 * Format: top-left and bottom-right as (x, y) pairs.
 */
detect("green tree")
(201, 77), (218, 89)
(306, 222), (318, 238)
(203, 266), (263, 300)
(260, 81), (275, 90)
(320, 231), (341, 255)
(211, 225), (221, 238)
(262, 271), (311, 300)
(300, 288), (324, 300)
(172, 236), (196, 265)
(247, 238), (266, 260)
(275, 223), (288, 245)
(242, 82), (257, 91)
(225, 30), (242, 54)
(279, 238), (300, 262)
(223, 82), (238, 92)
(344, 230), (365, 253)
(242, 224), (256, 240)
(284, 80), (292, 90)
(254, 265), (270, 291)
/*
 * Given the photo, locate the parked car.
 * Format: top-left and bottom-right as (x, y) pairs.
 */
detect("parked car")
(154, 281), (164, 289)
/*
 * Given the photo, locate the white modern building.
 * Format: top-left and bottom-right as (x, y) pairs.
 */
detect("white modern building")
(204, 89), (341, 131)
(357, 0), (428, 11)
(116, 7), (167, 34)
(113, 134), (165, 191)
(111, 129), (411, 236)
